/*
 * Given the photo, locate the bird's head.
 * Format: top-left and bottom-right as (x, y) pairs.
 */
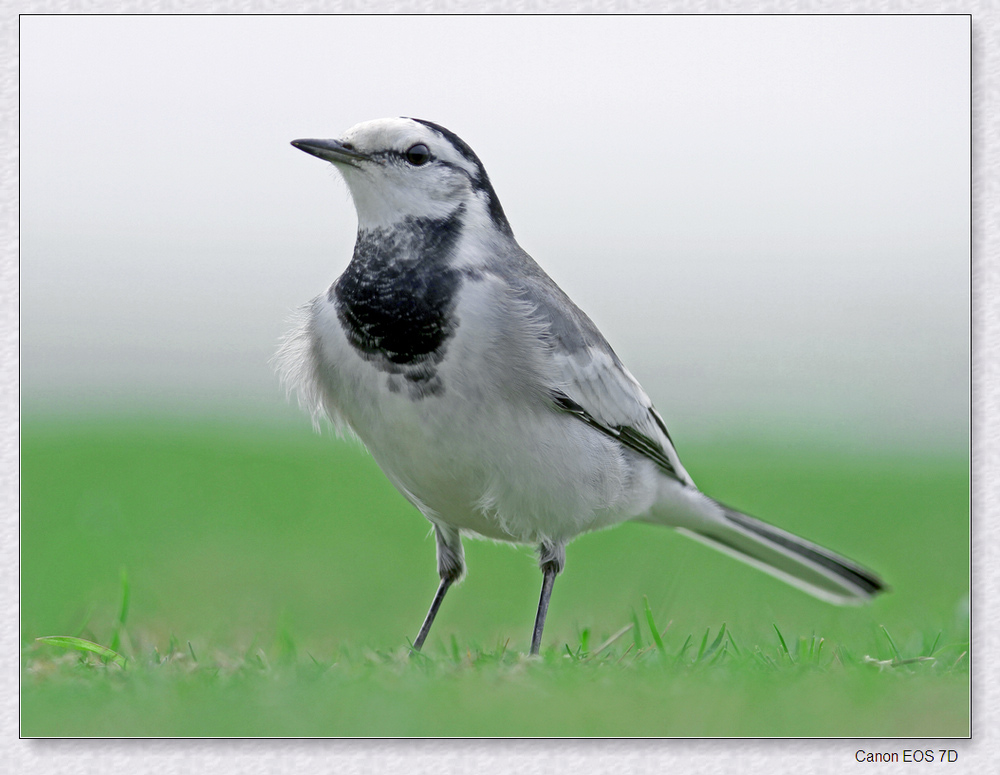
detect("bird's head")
(292, 118), (512, 236)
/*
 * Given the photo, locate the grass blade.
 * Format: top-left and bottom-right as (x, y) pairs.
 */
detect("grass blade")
(630, 609), (644, 651)
(753, 647), (777, 669)
(589, 624), (632, 658)
(702, 624), (726, 661)
(110, 567), (130, 653)
(642, 596), (666, 653)
(708, 642), (728, 665)
(695, 627), (711, 662)
(675, 633), (692, 664)
(880, 625), (903, 663)
(614, 642), (634, 666)
(773, 623), (793, 662)
(36, 635), (127, 668)
(406, 638), (430, 662)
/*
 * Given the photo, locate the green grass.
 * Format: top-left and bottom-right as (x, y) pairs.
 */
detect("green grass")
(20, 416), (970, 737)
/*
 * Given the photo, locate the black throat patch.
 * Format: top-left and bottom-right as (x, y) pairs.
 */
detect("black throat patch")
(332, 208), (465, 398)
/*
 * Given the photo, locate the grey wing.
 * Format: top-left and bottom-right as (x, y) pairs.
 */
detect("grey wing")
(548, 346), (694, 487)
(506, 266), (694, 488)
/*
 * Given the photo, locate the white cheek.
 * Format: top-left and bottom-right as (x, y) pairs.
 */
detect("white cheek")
(339, 167), (468, 229)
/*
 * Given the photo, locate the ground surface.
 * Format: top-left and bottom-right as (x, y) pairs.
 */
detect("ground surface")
(20, 417), (969, 737)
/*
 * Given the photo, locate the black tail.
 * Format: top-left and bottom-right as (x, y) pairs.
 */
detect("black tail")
(674, 500), (887, 604)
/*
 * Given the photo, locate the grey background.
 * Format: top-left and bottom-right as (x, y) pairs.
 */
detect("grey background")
(19, 14), (970, 449)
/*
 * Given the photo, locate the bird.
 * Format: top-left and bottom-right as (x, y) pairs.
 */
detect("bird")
(278, 117), (886, 655)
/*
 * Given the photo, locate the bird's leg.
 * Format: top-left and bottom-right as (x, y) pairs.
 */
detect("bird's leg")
(530, 541), (566, 656)
(411, 525), (464, 653)
(412, 577), (452, 652)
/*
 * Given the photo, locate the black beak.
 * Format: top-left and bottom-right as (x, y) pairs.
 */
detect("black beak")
(291, 138), (368, 166)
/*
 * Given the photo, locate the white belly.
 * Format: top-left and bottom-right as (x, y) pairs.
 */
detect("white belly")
(304, 275), (660, 545)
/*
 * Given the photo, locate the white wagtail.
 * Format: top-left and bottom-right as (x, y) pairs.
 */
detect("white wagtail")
(279, 118), (886, 655)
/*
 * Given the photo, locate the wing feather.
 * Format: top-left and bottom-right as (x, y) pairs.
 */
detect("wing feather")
(499, 263), (692, 487)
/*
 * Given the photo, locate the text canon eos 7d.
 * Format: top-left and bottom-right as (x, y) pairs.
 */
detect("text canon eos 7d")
(903, 750), (959, 763)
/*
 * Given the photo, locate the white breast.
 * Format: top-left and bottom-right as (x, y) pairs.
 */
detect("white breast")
(302, 273), (662, 545)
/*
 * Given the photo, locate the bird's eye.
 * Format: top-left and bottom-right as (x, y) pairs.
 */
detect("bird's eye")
(405, 143), (431, 166)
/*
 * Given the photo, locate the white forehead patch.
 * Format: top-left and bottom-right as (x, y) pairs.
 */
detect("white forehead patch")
(339, 117), (479, 178)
